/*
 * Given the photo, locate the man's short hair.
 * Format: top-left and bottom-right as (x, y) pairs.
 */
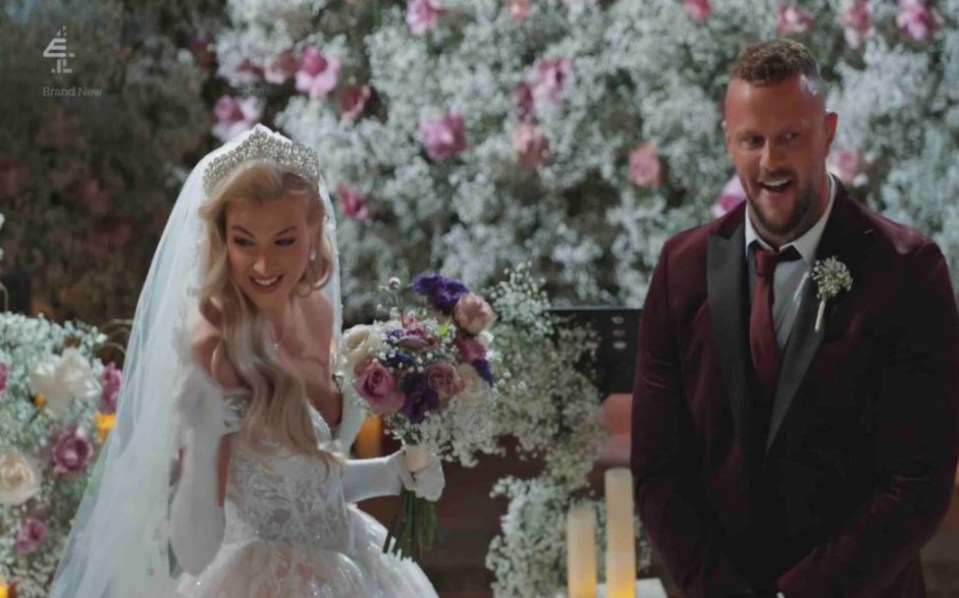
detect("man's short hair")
(730, 39), (823, 92)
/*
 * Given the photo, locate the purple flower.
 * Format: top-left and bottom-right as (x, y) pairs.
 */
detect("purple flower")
(212, 95), (264, 143)
(532, 58), (573, 111)
(339, 85), (371, 120)
(896, 0), (942, 41)
(406, 0), (444, 36)
(51, 425), (94, 476)
(295, 47), (340, 100)
(472, 359), (495, 386)
(400, 372), (440, 424)
(384, 349), (415, 370)
(0, 361), (8, 395)
(336, 183), (372, 221)
(777, 3), (815, 35)
(411, 272), (469, 313)
(418, 113), (468, 162)
(839, 0), (873, 49)
(354, 359), (404, 414)
(511, 81), (537, 123)
(100, 362), (122, 414)
(15, 515), (47, 554)
(454, 331), (487, 362)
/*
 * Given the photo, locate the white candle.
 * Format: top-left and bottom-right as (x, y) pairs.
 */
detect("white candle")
(605, 468), (636, 598)
(567, 504), (598, 598)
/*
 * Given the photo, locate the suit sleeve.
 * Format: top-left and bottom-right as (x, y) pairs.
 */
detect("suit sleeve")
(631, 242), (753, 597)
(778, 241), (959, 597)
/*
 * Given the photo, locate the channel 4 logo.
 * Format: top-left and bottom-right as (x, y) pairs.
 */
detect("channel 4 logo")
(43, 25), (75, 75)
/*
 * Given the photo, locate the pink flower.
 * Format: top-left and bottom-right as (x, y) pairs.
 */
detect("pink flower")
(427, 362), (465, 406)
(265, 49), (298, 85)
(407, 0), (444, 36)
(188, 34), (215, 69)
(839, 0), (872, 49)
(628, 142), (662, 188)
(506, 0), (532, 21)
(453, 293), (497, 335)
(896, 0), (942, 41)
(337, 183), (372, 220)
(711, 176), (747, 218)
(418, 113), (468, 162)
(77, 174), (111, 216)
(533, 58), (573, 109)
(100, 362), (122, 414)
(354, 359), (405, 413)
(828, 147), (869, 188)
(51, 425), (95, 476)
(295, 48), (340, 99)
(212, 95), (264, 143)
(777, 4), (815, 35)
(684, 0), (711, 20)
(511, 81), (537, 123)
(512, 123), (549, 168)
(0, 157), (30, 199)
(15, 515), (47, 555)
(0, 362), (8, 394)
(396, 326), (439, 351)
(453, 331), (487, 362)
(339, 85), (371, 120)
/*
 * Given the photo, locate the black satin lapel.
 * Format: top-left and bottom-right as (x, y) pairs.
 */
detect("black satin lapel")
(708, 220), (750, 449)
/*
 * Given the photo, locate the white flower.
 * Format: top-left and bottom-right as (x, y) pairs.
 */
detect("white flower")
(811, 256), (854, 332)
(339, 325), (386, 372)
(28, 348), (100, 415)
(453, 363), (491, 408)
(0, 450), (42, 506)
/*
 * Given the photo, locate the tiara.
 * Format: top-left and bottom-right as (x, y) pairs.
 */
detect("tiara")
(202, 125), (322, 196)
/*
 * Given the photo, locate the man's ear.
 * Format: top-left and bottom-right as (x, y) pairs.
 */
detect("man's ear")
(823, 111), (838, 149)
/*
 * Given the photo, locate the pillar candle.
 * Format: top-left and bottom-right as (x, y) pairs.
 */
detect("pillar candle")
(567, 504), (598, 598)
(353, 414), (383, 458)
(605, 467), (636, 598)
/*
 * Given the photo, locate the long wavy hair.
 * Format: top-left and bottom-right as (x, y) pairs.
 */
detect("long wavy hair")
(198, 161), (337, 466)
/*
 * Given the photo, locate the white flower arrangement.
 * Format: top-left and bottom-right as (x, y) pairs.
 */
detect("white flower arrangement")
(811, 256), (853, 332)
(0, 313), (121, 598)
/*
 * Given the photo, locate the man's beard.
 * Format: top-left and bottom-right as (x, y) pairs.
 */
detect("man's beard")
(746, 179), (816, 238)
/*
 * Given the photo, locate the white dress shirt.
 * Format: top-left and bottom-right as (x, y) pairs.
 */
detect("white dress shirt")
(744, 176), (836, 350)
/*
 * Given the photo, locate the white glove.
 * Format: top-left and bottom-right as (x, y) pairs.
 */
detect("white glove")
(341, 449), (445, 503)
(169, 364), (229, 575)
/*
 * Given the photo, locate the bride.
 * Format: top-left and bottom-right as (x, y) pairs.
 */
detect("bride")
(50, 125), (443, 597)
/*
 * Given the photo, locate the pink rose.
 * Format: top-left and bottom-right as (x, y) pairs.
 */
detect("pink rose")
(0, 157), (29, 199)
(295, 47), (340, 99)
(265, 49), (298, 84)
(51, 425), (94, 476)
(533, 58), (573, 109)
(77, 174), (111, 216)
(506, 0), (532, 21)
(418, 113), (468, 162)
(896, 0), (942, 41)
(337, 183), (372, 220)
(511, 81), (537, 123)
(427, 362), (465, 405)
(711, 176), (747, 218)
(15, 515), (47, 555)
(628, 142), (662, 188)
(839, 0), (872, 49)
(100, 362), (122, 414)
(512, 123), (549, 168)
(453, 331), (487, 362)
(453, 293), (497, 335)
(188, 34), (215, 68)
(354, 359), (405, 413)
(396, 326), (439, 351)
(828, 147), (868, 188)
(684, 0), (711, 20)
(0, 362), (7, 394)
(339, 85), (371, 120)
(407, 0), (444, 36)
(777, 4), (815, 35)
(212, 95), (264, 143)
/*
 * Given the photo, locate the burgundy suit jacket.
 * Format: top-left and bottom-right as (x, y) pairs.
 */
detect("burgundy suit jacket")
(631, 184), (959, 598)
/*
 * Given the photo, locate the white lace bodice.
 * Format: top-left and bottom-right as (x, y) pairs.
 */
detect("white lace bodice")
(222, 408), (353, 552)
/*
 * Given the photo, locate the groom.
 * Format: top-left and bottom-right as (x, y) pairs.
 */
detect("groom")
(631, 39), (959, 597)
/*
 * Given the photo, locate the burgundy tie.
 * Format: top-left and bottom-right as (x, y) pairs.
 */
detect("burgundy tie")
(749, 244), (801, 399)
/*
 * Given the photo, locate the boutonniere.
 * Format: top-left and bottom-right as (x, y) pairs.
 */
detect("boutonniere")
(811, 256), (853, 333)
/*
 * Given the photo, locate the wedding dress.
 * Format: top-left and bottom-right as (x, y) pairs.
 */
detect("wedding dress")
(176, 385), (438, 598)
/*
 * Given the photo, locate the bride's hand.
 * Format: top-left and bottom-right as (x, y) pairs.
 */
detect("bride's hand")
(388, 450), (445, 502)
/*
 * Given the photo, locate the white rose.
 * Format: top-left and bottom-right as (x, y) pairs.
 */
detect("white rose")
(28, 348), (99, 415)
(0, 450), (42, 506)
(340, 325), (385, 372)
(477, 330), (494, 348)
(453, 363), (491, 408)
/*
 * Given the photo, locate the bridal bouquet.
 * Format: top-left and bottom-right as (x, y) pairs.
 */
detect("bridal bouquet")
(337, 272), (498, 560)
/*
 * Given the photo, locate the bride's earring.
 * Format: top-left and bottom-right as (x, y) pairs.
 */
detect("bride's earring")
(309, 247), (317, 261)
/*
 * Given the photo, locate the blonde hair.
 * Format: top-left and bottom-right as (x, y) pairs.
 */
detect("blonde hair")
(198, 162), (337, 467)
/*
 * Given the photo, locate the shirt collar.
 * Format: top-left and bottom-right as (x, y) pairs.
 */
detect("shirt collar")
(744, 174), (836, 266)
